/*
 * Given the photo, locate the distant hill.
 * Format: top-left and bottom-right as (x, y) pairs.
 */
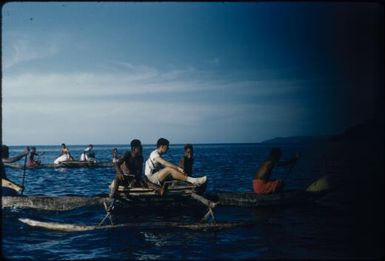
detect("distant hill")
(261, 135), (328, 144)
(329, 119), (384, 143)
(262, 119), (384, 145)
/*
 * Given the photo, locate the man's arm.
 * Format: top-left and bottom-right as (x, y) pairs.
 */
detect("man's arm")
(2, 148), (29, 163)
(114, 155), (128, 181)
(155, 156), (184, 173)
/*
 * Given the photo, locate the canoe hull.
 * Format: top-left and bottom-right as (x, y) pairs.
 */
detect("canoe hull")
(207, 190), (324, 208)
(2, 190), (324, 211)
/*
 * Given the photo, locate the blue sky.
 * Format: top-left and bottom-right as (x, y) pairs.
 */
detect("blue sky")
(2, 2), (383, 145)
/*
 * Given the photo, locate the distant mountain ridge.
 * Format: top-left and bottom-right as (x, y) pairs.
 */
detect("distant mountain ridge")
(262, 119), (384, 144)
(262, 135), (327, 144)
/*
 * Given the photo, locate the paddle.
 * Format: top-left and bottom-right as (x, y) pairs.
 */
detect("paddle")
(282, 153), (300, 183)
(20, 148), (29, 195)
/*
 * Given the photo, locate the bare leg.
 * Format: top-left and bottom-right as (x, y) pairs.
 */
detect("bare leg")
(156, 167), (187, 182)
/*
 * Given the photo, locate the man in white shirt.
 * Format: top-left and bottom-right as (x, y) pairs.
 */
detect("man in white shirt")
(145, 138), (207, 186)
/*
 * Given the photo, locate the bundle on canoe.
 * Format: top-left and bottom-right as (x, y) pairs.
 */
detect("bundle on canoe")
(4, 161), (113, 169)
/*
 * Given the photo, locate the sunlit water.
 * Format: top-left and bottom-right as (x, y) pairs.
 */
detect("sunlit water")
(2, 143), (383, 259)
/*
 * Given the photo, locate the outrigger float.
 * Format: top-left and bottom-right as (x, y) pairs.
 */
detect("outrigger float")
(3, 161), (114, 169)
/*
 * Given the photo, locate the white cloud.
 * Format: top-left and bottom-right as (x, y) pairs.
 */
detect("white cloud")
(2, 62), (311, 145)
(2, 32), (65, 69)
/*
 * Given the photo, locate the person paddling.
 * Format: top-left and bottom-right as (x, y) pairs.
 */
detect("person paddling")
(145, 138), (207, 186)
(1, 145), (29, 193)
(253, 148), (299, 194)
(26, 146), (43, 167)
(1, 145), (29, 166)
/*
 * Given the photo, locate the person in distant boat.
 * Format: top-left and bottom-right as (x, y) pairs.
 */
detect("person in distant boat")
(179, 144), (194, 177)
(54, 143), (74, 164)
(1, 145), (29, 164)
(26, 146), (43, 167)
(112, 148), (120, 163)
(109, 139), (144, 199)
(79, 144), (96, 163)
(145, 138), (207, 186)
(1, 145), (29, 178)
(253, 147), (299, 194)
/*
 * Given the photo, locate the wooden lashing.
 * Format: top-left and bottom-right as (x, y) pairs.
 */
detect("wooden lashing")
(99, 199), (115, 226)
(190, 193), (218, 223)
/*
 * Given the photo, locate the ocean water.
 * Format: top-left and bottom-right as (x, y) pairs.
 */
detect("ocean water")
(1, 143), (383, 260)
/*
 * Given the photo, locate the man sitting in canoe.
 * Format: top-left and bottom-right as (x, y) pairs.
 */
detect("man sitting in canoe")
(1, 144), (28, 193)
(179, 144), (194, 177)
(145, 138), (207, 186)
(253, 148), (299, 194)
(79, 144), (96, 163)
(1, 145), (29, 166)
(54, 143), (74, 164)
(26, 146), (43, 168)
(112, 148), (120, 163)
(109, 139), (144, 198)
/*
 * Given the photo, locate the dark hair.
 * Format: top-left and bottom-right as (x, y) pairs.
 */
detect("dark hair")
(130, 139), (142, 149)
(268, 147), (282, 162)
(184, 144), (193, 152)
(157, 138), (169, 148)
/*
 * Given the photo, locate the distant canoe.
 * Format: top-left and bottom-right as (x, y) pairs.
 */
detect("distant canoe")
(4, 161), (114, 169)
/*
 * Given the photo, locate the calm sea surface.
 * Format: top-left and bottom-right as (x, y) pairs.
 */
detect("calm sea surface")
(1, 143), (383, 260)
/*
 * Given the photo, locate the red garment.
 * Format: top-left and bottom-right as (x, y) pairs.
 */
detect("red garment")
(27, 160), (40, 168)
(253, 179), (282, 194)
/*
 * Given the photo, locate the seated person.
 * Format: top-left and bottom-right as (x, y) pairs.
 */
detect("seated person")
(1, 145), (29, 179)
(26, 146), (43, 167)
(253, 148), (299, 194)
(79, 144), (96, 163)
(110, 139), (144, 198)
(54, 143), (74, 164)
(112, 148), (120, 163)
(178, 144), (194, 176)
(145, 138), (206, 186)
(1, 145), (29, 164)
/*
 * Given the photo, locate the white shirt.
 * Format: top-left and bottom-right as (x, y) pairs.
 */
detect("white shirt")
(145, 149), (162, 177)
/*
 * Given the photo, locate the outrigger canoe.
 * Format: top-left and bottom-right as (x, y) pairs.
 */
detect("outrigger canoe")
(2, 175), (329, 211)
(4, 161), (113, 169)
